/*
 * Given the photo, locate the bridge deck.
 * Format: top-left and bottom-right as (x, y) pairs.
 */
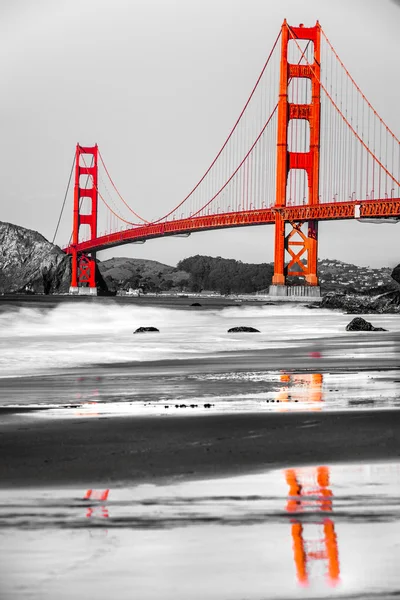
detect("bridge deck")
(64, 198), (400, 254)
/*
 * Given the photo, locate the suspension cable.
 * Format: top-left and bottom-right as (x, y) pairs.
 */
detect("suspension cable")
(189, 104), (278, 217)
(321, 28), (400, 145)
(98, 149), (150, 223)
(286, 23), (400, 188)
(78, 152), (142, 227)
(52, 153), (75, 244)
(149, 30), (282, 223)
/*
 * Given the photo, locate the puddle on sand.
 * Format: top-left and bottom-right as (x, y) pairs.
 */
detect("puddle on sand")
(1, 462), (400, 599)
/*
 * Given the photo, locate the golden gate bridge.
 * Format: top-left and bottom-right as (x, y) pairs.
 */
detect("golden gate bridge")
(59, 20), (400, 296)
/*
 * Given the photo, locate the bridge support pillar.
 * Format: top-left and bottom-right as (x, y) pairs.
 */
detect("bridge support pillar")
(69, 144), (99, 295)
(272, 213), (286, 285)
(272, 20), (321, 289)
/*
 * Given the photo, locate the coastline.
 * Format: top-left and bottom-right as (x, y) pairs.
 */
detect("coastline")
(1, 409), (400, 488)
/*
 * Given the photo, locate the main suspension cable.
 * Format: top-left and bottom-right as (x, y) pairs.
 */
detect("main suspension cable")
(149, 30), (282, 223)
(98, 149), (150, 223)
(321, 28), (400, 145)
(52, 153), (75, 244)
(286, 23), (400, 188)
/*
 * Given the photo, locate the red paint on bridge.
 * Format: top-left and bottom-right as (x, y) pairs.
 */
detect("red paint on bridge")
(64, 198), (400, 255)
(61, 20), (399, 293)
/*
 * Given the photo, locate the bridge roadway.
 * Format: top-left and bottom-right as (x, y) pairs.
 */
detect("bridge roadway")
(64, 197), (400, 254)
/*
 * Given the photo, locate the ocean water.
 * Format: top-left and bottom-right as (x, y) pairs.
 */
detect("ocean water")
(0, 299), (399, 412)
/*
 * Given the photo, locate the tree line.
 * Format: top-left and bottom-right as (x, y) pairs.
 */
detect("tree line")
(177, 255), (274, 295)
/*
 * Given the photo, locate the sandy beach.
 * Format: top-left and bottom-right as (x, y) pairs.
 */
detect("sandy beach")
(2, 409), (400, 488)
(2, 298), (400, 599)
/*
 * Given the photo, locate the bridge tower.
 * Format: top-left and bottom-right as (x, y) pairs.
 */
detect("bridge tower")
(69, 144), (98, 295)
(270, 21), (321, 297)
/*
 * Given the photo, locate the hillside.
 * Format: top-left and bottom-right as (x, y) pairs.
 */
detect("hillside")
(177, 255), (274, 294)
(317, 259), (393, 294)
(97, 257), (190, 293)
(0, 221), (71, 294)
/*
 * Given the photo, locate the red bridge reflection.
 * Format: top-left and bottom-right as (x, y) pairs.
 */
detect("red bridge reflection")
(84, 489), (110, 519)
(285, 466), (340, 587)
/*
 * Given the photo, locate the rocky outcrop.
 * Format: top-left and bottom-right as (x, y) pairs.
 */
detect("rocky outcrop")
(0, 221), (72, 294)
(0, 221), (110, 295)
(345, 317), (387, 332)
(134, 327), (160, 334)
(321, 292), (400, 314)
(227, 326), (260, 333)
(391, 264), (400, 286)
(321, 263), (400, 314)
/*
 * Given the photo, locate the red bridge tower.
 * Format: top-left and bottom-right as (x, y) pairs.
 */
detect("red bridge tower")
(270, 20), (321, 297)
(69, 144), (99, 295)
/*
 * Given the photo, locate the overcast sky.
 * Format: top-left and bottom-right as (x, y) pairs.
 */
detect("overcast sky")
(0, 0), (399, 268)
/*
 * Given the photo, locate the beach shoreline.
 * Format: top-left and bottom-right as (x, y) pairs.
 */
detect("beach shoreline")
(1, 409), (400, 489)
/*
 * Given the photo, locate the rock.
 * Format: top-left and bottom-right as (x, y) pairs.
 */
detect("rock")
(321, 291), (400, 314)
(0, 221), (71, 294)
(391, 264), (400, 286)
(191, 302), (202, 307)
(133, 327), (160, 334)
(0, 220), (109, 295)
(227, 326), (260, 333)
(345, 317), (387, 332)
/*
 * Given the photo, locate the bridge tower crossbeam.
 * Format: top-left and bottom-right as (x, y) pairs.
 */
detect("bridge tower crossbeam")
(270, 20), (321, 296)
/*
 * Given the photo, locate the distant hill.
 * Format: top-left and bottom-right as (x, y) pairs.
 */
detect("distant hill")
(177, 255), (274, 294)
(97, 257), (190, 293)
(316, 259), (393, 294)
(176, 255), (396, 296)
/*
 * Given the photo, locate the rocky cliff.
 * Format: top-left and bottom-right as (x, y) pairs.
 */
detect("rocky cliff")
(0, 221), (71, 294)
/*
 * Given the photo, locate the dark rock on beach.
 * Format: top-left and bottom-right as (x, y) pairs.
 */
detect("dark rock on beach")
(346, 317), (387, 332)
(134, 326), (160, 334)
(227, 326), (260, 333)
(191, 302), (202, 307)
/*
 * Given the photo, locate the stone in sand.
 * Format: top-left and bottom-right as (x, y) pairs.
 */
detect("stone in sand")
(134, 327), (160, 334)
(345, 317), (387, 332)
(191, 302), (202, 307)
(227, 326), (260, 333)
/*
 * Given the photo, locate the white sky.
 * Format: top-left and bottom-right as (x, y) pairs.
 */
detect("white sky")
(0, 0), (399, 268)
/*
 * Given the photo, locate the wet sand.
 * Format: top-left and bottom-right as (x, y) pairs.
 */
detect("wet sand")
(1, 409), (400, 488)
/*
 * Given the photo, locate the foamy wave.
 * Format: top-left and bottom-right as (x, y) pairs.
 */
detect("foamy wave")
(0, 301), (395, 377)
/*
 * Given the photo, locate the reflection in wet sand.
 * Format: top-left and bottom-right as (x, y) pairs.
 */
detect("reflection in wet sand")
(277, 372), (324, 408)
(84, 489), (110, 519)
(2, 463), (400, 599)
(285, 466), (340, 587)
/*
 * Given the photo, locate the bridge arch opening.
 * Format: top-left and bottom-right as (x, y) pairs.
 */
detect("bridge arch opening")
(288, 78), (312, 105)
(286, 169), (308, 206)
(78, 197), (94, 216)
(288, 39), (314, 65)
(77, 223), (91, 244)
(78, 153), (95, 168)
(79, 174), (94, 189)
(288, 120), (310, 154)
